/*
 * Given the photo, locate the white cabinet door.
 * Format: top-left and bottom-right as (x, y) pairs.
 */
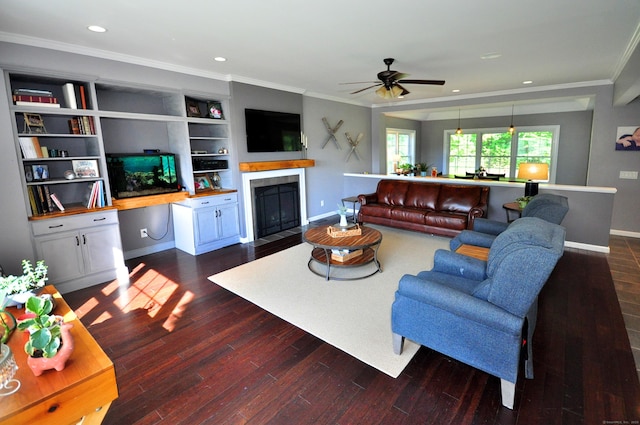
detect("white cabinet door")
(217, 203), (240, 240)
(35, 232), (85, 284)
(82, 224), (124, 275)
(194, 207), (219, 247)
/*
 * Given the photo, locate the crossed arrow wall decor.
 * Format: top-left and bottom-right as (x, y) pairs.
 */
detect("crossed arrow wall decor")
(321, 117), (365, 162)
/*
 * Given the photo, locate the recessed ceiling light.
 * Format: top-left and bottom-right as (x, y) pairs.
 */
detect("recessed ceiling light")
(87, 25), (107, 33)
(213, 57), (227, 62)
(522, 80), (533, 84)
(452, 89), (460, 93)
(480, 52), (502, 60)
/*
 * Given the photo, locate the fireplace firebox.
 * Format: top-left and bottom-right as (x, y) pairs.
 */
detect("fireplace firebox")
(253, 181), (301, 238)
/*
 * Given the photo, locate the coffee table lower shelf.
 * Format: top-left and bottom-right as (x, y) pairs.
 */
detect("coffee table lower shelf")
(308, 247), (382, 281)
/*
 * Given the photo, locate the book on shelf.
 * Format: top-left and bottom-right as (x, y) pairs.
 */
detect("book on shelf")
(13, 88), (53, 97)
(40, 146), (49, 157)
(13, 95), (59, 104)
(85, 181), (105, 209)
(18, 136), (43, 159)
(15, 101), (61, 108)
(79, 85), (87, 109)
(68, 116), (95, 135)
(49, 193), (65, 211)
(62, 83), (78, 109)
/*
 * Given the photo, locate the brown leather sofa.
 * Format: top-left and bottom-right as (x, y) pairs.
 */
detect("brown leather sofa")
(357, 180), (490, 237)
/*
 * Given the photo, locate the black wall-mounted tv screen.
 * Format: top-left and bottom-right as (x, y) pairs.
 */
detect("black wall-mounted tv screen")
(245, 108), (302, 152)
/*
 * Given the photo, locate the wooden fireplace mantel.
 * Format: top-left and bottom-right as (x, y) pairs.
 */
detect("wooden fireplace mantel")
(239, 159), (315, 172)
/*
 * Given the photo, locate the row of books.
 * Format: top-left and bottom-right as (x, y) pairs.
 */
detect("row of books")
(13, 83), (88, 109)
(18, 136), (47, 159)
(86, 180), (106, 209)
(27, 185), (65, 215)
(69, 116), (95, 135)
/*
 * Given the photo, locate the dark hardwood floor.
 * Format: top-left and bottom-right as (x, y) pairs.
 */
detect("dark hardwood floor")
(63, 227), (640, 425)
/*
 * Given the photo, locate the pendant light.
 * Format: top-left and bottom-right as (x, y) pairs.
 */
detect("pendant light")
(508, 105), (516, 135)
(455, 109), (463, 135)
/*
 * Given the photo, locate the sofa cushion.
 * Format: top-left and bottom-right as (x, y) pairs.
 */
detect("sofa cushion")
(358, 204), (393, 219)
(377, 180), (409, 206)
(425, 211), (468, 230)
(436, 185), (484, 213)
(404, 182), (440, 210)
(390, 207), (427, 224)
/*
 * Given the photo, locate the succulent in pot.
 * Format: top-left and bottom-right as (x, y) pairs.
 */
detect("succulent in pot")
(0, 260), (48, 307)
(17, 295), (74, 376)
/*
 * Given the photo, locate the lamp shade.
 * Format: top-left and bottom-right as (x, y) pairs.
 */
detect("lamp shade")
(517, 163), (549, 181)
(518, 163), (549, 197)
(375, 85), (403, 99)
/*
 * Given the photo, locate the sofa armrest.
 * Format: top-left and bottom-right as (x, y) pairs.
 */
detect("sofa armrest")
(357, 193), (377, 205)
(396, 274), (521, 335)
(430, 249), (487, 281)
(473, 217), (509, 235)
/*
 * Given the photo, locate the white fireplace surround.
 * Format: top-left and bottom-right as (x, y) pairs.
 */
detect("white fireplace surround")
(242, 168), (308, 242)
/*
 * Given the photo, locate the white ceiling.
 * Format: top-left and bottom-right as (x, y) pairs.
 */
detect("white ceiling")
(1, 0), (639, 115)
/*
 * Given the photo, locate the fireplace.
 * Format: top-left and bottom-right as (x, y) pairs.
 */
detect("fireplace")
(252, 177), (300, 238)
(242, 168), (308, 242)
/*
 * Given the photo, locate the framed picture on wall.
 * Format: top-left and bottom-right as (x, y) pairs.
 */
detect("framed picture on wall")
(206, 101), (224, 119)
(185, 99), (202, 118)
(615, 126), (640, 151)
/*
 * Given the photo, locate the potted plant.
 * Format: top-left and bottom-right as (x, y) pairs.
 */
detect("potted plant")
(399, 163), (413, 175)
(415, 162), (433, 177)
(0, 260), (48, 307)
(17, 295), (74, 376)
(516, 196), (532, 209)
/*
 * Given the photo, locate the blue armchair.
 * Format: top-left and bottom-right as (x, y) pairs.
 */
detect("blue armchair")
(391, 217), (565, 409)
(450, 193), (569, 251)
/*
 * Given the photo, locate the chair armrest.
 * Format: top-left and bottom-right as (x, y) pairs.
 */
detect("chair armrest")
(396, 274), (521, 335)
(357, 193), (377, 205)
(473, 218), (509, 235)
(430, 249), (487, 281)
(452, 230), (497, 249)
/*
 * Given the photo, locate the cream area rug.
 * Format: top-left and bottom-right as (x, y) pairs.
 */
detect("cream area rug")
(208, 225), (450, 378)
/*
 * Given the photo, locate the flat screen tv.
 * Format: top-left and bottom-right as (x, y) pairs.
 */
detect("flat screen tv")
(106, 153), (180, 199)
(245, 108), (302, 152)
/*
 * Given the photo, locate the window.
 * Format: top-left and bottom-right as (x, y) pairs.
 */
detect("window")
(445, 126), (559, 180)
(386, 129), (415, 174)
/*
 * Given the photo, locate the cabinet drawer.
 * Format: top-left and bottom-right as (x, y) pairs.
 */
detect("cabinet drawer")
(31, 210), (119, 236)
(181, 193), (238, 209)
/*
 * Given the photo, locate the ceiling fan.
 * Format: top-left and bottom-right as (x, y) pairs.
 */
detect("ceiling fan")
(347, 58), (445, 98)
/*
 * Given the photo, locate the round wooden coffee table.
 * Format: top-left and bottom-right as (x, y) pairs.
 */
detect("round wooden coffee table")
(302, 225), (383, 281)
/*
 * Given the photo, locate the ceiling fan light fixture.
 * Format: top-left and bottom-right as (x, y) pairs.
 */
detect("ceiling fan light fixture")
(375, 85), (403, 99)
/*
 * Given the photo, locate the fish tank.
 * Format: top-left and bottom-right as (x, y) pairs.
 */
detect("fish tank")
(106, 153), (180, 199)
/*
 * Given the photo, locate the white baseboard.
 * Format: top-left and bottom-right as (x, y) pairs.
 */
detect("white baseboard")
(564, 241), (610, 253)
(610, 229), (640, 238)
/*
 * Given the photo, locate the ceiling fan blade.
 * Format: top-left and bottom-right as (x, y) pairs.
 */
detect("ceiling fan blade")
(339, 81), (379, 85)
(389, 72), (410, 81)
(395, 83), (410, 96)
(350, 83), (382, 94)
(397, 79), (446, 86)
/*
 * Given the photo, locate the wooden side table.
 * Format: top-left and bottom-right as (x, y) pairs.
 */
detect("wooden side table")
(0, 285), (117, 425)
(503, 202), (524, 223)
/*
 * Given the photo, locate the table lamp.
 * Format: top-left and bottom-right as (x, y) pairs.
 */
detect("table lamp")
(517, 163), (549, 197)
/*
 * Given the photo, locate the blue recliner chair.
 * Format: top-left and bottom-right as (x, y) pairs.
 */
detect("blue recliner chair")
(391, 217), (565, 409)
(450, 193), (569, 251)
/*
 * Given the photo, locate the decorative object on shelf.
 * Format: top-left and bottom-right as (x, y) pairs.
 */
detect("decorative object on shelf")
(194, 175), (213, 192)
(0, 344), (20, 396)
(17, 295), (74, 376)
(517, 163), (549, 196)
(63, 170), (75, 180)
(31, 164), (49, 180)
(345, 132), (363, 162)
(217, 147), (228, 154)
(185, 98), (202, 117)
(516, 196), (532, 209)
(72, 159), (99, 178)
(0, 290), (17, 344)
(415, 162), (433, 177)
(321, 117), (343, 149)
(337, 203), (349, 227)
(431, 166), (438, 178)
(0, 260), (48, 308)
(207, 101), (224, 119)
(23, 113), (47, 134)
(210, 172), (222, 190)
(191, 150), (207, 154)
